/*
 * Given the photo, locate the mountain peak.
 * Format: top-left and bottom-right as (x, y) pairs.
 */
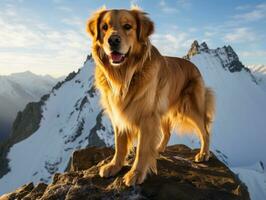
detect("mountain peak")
(184, 41), (253, 74)
(191, 40), (200, 49)
(184, 40), (209, 59)
(200, 41), (209, 51)
(10, 71), (36, 77)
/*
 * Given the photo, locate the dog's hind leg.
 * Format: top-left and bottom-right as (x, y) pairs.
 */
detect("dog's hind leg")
(177, 78), (212, 162)
(193, 88), (215, 162)
(99, 126), (129, 177)
(157, 118), (171, 153)
(179, 110), (210, 162)
(189, 112), (211, 162)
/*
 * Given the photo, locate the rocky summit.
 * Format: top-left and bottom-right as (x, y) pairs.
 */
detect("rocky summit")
(0, 145), (249, 200)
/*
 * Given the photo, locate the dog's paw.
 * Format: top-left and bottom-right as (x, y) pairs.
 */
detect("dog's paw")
(123, 169), (146, 186)
(99, 162), (122, 178)
(194, 151), (210, 162)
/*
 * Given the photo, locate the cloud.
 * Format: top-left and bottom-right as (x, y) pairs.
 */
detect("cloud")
(0, 3), (90, 76)
(52, 0), (62, 4)
(61, 17), (83, 27)
(56, 6), (73, 12)
(0, 18), (43, 48)
(130, 0), (141, 8)
(158, 0), (191, 14)
(238, 50), (266, 65)
(234, 3), (266, 22)
(201, 3), (265, 45)
(224, 27), (256, 43)
(239, 50), (266, 57)
(204, 31), (216, 37)
(188, 27), (197, 33)
(159, 0), (179, 14)
(151, 31), (193, 56)
(235, 4), (251, 10)
(176, 0), (191, 9)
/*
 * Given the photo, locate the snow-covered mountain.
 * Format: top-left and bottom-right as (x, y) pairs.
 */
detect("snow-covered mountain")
(0, 43), (266, 199)
(0, 71), (60, 140)
(0, 56), (113, 194)
(248, 64), (266, 93)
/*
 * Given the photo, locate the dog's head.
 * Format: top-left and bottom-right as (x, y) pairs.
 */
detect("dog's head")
(87, 8), (154, 67)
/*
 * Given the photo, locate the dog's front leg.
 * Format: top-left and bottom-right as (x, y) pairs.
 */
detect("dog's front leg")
(99, 127), (128, 177)
(123, 115), (160, 186)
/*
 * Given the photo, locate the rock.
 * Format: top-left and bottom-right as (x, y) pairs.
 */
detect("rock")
(87, 111), (108, 148)
(184, 40), (210, 60)
(71, 147), (114, 171)
(0, 145), (250, 200)
(0, 99), (45, 179)
(0, 183), (34, 200)
(23, 183), (48, 200)
(183, 40), (201, 60)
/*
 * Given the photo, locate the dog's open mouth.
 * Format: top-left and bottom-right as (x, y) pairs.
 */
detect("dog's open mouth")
(110, 52), (125, 63)
(109, 48), (130, 65)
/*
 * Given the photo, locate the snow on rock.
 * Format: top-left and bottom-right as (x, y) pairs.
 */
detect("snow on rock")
(232, 166), (266, 200)
(0, 58), (113, 194)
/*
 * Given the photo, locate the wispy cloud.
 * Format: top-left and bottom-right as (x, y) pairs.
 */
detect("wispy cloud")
(235, 4), (251, 11)
(239, 50), (266, 57)
(234, 3), (266, 22)
(198, 2), (266, 46)
(52, 0), (62, 4)
(0, 3), (90, 76)
(177, 0), (191, 9)
(61, 17), (83, 27)
(159, 0), (179, 14)
(151, 31), (193, 56)
(224, 27), (256, 43)
(56, 6), (73, 12)
(130, 0), (141, 8)
(238, 50), (266, 65)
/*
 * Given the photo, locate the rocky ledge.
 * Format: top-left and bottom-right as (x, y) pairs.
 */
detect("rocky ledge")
(0, 145), (250, 200)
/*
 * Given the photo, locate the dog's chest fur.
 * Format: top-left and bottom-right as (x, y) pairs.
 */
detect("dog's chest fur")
(95, 64), (163, 129)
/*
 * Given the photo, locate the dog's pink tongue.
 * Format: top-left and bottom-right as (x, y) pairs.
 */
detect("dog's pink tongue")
(111, 52), (123, 62)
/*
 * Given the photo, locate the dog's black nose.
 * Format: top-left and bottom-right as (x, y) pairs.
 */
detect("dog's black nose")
(108, 35), (121, 48)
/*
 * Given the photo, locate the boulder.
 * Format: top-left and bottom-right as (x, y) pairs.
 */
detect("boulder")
(0, 145), (250, 200)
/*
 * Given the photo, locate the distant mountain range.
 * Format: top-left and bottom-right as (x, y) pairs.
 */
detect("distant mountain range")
(0, 71), (62, 141)
(0, 44), (265, 199)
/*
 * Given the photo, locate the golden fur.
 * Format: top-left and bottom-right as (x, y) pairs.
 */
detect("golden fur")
(86, 7), (215, 186)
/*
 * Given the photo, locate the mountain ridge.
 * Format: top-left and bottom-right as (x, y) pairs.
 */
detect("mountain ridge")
(0, 71), (61, 141)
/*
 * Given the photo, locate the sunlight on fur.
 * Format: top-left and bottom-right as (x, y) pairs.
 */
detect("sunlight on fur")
(86, 8), (215, 186)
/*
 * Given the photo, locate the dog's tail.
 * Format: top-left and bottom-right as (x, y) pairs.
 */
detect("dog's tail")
(204, 87), (215, 135)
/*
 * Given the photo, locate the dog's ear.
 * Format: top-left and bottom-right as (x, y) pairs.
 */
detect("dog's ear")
(131, 8), (154, 42)
(87, 7), (107, 41)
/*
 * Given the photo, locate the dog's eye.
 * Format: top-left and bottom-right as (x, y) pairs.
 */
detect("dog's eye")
(102, 23), (108, 31)
(123, 24), (132, 30)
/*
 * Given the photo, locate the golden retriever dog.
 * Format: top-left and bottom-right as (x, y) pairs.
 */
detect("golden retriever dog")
(86, 7), (215, 186)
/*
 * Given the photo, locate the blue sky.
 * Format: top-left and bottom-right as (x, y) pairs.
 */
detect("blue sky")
(0, 0), (265, 77)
